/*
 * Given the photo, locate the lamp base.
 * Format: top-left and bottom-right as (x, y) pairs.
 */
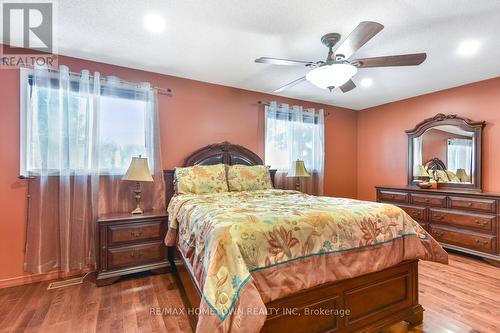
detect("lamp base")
(131, 206), (144, 215)
(295, 177), (301, 192)
(131, 181), (144, 215)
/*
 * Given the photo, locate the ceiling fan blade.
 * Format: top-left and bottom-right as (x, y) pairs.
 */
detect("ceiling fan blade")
(334, 21), (384, 59)
(274, 76), (306, 92)
(255, 57), (314, 66)
(340, 79), (356, 93)
(353, 53), (427, 68)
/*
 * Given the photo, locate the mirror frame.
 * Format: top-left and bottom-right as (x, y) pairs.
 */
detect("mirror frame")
(406, 113), (485, 191)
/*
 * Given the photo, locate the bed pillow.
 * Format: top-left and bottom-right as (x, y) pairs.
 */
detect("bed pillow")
(434, 170), (450, 183)
(175, 164), (229, 194)
(445, 170), (461, 182)
(227, 165), (273, 191)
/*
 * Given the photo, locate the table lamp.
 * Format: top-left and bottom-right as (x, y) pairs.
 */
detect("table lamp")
(122, 156), (153, 214)
(456, 168), (468, 182)
(287, 160), (310, 192)
(414, 164), (432, 189)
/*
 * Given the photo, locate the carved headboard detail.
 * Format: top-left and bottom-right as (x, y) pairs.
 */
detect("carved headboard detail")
(424, 157), (447, 171)
(163, 142), (276, 206)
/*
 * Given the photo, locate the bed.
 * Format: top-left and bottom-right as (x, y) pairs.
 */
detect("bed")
(163, 142), (448, 333)
(424, 157), (469, 183)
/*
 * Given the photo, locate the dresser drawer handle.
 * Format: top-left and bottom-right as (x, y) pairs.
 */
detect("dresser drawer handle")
(475, 240), (489, 246)
(390, 195), (396, 199)
(130, 231), (144, 237)
(467, 202), (473, 207)
(433, 215), (444, 220)
(424, 198), (430, 203)
(434, 231), (444, 237)
(475, 220), (488, 227)
(130, 252), (144, 258)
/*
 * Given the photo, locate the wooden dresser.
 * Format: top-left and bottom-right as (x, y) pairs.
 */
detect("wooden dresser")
(96, 210), (172, 286)
(376, 185), (500, 266)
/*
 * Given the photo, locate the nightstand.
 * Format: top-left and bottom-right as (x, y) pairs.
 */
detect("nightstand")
(96, 210), (172, 286)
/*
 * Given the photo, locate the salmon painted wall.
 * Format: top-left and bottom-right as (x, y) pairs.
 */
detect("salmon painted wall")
(357, 77), (500, 201)
(0, 54), (357, 283)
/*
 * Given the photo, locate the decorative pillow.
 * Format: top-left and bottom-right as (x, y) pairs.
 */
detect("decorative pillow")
(175, 164), (228, 194)
(445, 170), (461, 182)
(227, 165), (273, 191)
(434, 170), (451, 183)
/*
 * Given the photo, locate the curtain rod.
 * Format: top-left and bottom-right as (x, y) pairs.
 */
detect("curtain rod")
(257, 101), (331, 116)
(22, 65), (172, 95)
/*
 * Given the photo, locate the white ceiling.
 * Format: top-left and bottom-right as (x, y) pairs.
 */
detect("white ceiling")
(33, 1), (500, 109)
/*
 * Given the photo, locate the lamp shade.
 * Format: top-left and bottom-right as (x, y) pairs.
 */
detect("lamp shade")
(413, 164), (429, 177)
(455, 168), (468, 181)
(306, 63), (357, 90)
(122, 156), (154, 182)
(287, 160), (311, 178)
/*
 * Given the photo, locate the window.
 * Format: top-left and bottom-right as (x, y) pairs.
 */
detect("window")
(98, 95), (147, 171)
(447, 138), (472, 173)
(20, 68), (153, 175)
(264, 102), (324, 173)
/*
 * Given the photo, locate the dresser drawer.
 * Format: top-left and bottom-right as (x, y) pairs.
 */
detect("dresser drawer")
(108, 220), (163, 245)
(429, 209), (495, 233)
(410, 193), (446, 207)
(107, 242), (166, 270)
(379, 191), (409, 204)
(449, 197), (496, 213)
(399, 205), (426, 221)
(430, 226), (495, 254)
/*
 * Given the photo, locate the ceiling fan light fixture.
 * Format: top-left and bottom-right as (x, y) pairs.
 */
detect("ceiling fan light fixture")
(306, 63), (358, 90)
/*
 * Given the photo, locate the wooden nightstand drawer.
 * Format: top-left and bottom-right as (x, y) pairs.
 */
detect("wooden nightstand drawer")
(107, 242), (166, 270)
(96, 210), (172, 286)
(108, 220), (163, 245)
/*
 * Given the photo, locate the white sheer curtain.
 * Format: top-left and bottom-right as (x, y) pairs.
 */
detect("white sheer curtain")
(447, 138), (472, 173)
(265, 101), (325, 195)
(23, 66), (165, 273)
(24, 65), (101, 273)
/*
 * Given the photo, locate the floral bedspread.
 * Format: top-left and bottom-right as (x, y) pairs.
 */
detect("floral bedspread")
(166, 189), (447, 331)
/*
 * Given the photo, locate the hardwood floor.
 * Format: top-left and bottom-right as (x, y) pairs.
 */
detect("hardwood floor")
(0, 253), (498, 333)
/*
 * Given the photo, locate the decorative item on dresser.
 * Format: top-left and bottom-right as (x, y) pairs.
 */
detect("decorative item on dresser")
(376, 186), (500, 267)
(96, 210), (172, 286)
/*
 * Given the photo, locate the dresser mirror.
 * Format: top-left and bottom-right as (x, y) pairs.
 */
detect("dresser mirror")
(407, 114), (485, 191)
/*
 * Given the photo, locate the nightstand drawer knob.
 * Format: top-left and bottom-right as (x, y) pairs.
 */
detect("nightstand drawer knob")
(130, 231), (144, 237)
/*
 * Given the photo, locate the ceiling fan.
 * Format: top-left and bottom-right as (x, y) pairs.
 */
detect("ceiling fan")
(255, 21), (427, 93)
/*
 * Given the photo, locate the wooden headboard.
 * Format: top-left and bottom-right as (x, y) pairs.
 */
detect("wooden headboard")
(425, 157), (447, 171)
(163, 142), (277, 205)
